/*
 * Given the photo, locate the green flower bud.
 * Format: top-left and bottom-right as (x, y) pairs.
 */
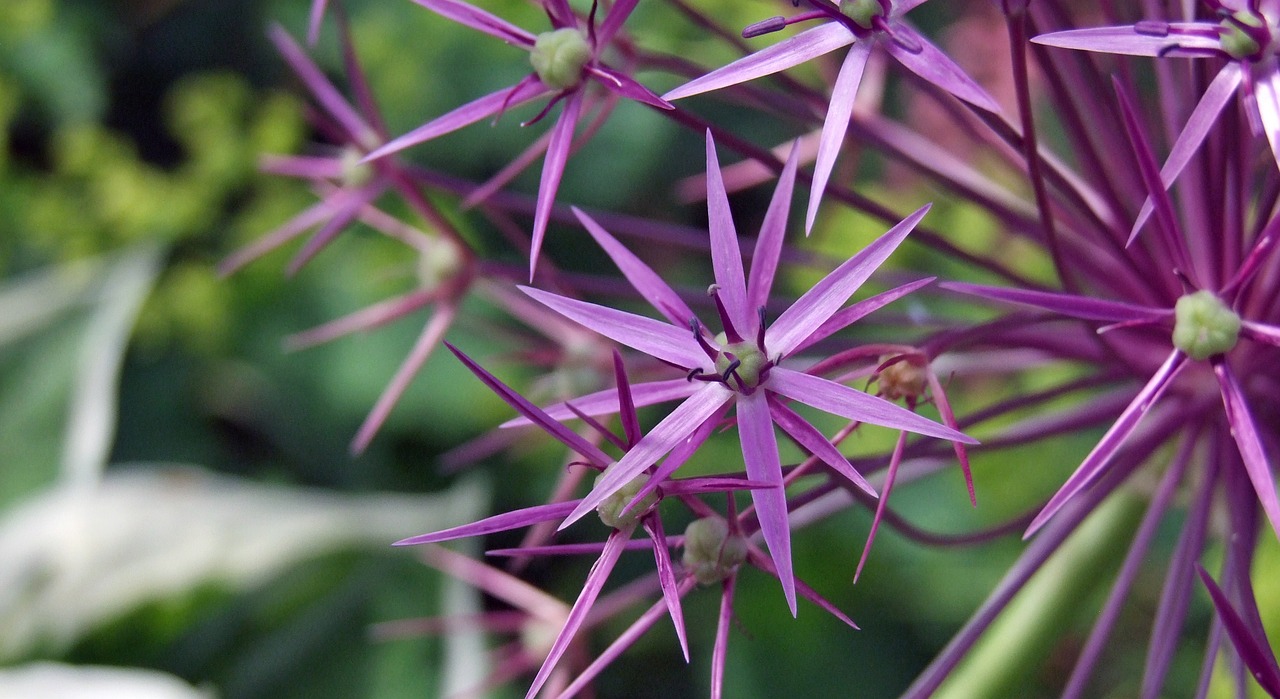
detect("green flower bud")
(877, 355), (927, 402)
(340, 146), (374, 187)
(1172, 290), (1241, 360)
(841, 0), (887, 30)
(595, 467), (658, 530)
(682, 517), (747, 586)
(530, 28), (591, 91)
(714, 339), (768, 389)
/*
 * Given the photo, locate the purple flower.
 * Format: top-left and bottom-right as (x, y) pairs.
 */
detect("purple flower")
(1033, 2), (1280, 240)
(359, 0), (671, 278)
(519, 131), (975, 614)
(664, 0), (1000, 233)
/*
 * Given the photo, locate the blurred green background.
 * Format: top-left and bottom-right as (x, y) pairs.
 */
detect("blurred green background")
(0, 0), (1250, 697)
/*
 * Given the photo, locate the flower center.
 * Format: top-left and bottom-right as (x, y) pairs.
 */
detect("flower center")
(682, 516), (747, 586)
(1219, 10), (1275, 61)
(714, 335), (768, 391)
(877, 355), (927, 402)
(529, 28), (592, 91)
(840, 0), (889, 30)
(595, 466), (658, 530)
(339, 146), (374, 187)
(1172, 290), (1240, 360)
(417, 236), (464, 292)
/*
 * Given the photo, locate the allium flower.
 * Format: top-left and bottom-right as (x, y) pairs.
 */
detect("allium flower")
(360, 0), (671, 277)
(1033, 1), (1280, 239)
(664, 0), (1000, 232)
(519, 132), (975, 614)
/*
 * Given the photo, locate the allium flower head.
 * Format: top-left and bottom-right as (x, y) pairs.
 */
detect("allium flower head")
(360, 0), (672, 278)
(664, 0), (1000, 233)
(520, 131), (975, 614)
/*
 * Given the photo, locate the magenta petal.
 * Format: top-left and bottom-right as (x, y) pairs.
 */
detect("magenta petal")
(394, 500), (579, 546)
(643, 516), (690, 660)
(768, 367), (976, 443)
(767, 395), (876, 497)
(1030, 24), (1222, 56)
(519, 286), (705, 368)
(1242, 320), (1280, 348)
(704, 131), (752, 333)
(1253, 67), (1280, 170)
(711, 575), (737, 699)
(1024, 350), (1187, 538)
(940, 281), (1166, 322)
(218, 198), (341, 277)
(411, 0), (536, 45)
(562, 384), (732, 529)
(306, 0), (329, 45)
(500, 379), (701, 427)
(737, 392), (796, 615)
(441, 341), (614, 467)
(885, 24), (1000, 113)
(287, 183), (384, 275)
(793, 278), (934, 354)
(530, 90), (584, 279)
(748, 140), (801, 311)
(525, 529), (629, 699)
(268, 24), (373, 144)
(767, 205), (929, 355)
(362, 77), (553, 163)
(574, 207), (698, 326)
(806, 42), (871, 234)
(1130, 64), (1244, 244)
(664, 22), (855, 99)
(1213, 361), (1280, 541)
(589, 65), (673, 109)
(595, 0), (641, 48)
(1195, 565), (1280, 696)
(855, 431), (907, 583)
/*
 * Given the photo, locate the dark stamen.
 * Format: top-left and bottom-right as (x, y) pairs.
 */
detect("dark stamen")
(691, 317), (720, 360)
(756, 307), (768, 351)
(709, 288), (743, 343)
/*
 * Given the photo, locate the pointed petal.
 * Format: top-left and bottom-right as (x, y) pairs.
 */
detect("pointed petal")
(768, 367), (975, 443)
(1024, 350), (1187, 538)
(1213, 361), (1280, 541)
(562, 385), (732, 529)
(411, 0), (536, 45)
(306, 0), (330, 45)
(745, 547), (858, 628)
(268, 24), (373, 143)
(1242, 320), (1280, 348)
(748, 140), (801, 310)
(613, 350), (641, 447)
(525, 529), (629, 699)
(530, 90), (584, 279)
(285, 288), (437, 350)
(1195, 565), (1280, 696)
(927, 370), (975, 506)
(855, 431), (907, 582)
(218, 197), (340, 276)
(710, 575), (737, 699)
(705, 131), (751, 332)
(394, 501), (578, 545)
(664, 22), (855, 100)
(519, 286), (705, 368)
(806, 42), (872, 234)
(440, 341), (614, 467)
(287, 183), (384, 274)
(1253, 67), (1280, 171)
(939, 282), (1166, 322)
(589, 65), (673, 109)
(595, 0), (639, 47)
(767, 395), (876, 497)
(1130, 64), (1244, 243)
(643, 516), (690, 660)
(575, 207), (698, 326)
(885, 24), (1001, 112)
(500, 379), (701, 427)
(351, 303), (458, 453)
(767, 205), (929, 355)
(1030, 24), (1222, 56)
(362, 77), (552, 163)
(738, 392), (796, 615)
(792, 278), (934, 354)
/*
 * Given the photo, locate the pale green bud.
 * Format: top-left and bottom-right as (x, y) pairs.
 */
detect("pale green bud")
(595, 467), (658, 530)
(682, 517), (748, 586)
(841, 0), (887, 30)
(1172, 290), (1240, 360)
(530, 28), (591, 91)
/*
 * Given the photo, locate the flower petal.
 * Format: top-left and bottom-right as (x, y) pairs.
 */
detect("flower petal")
(362, 76), (553, 163)
(1031, 24), (1222, 57)
(1195, 565), (1280, 696)
(588, 65), (673, 109)
(394, 501), (579, 545)
(411, 0), (536, 45)
(1253, 65), (1280, 171)
(595, 0), (640, 47)
(500, 379), (702, 428)
(1214, 360), (1280, 541)
(643, 516), (689, 660)
(738, 392), (796, 615)
(530, 90), (584, 279)
(792, 277), (934, 354)
(663, 22), (856, 100)
(767, 395), (876, 497)
(884, 24), (1001, 113)
(268, 24), (374, 144)
(940, 282), (1166, 322)
(705, 131), (751, 332)
(1025, 350), (1187, 538)
(575, 207), (698, 326)
(768, 367), (976, 443)
(806, 42), (872, 234)
(767, 205), (929, 355)
(562, 385), (732, 529)
(748, 140), (801, 312)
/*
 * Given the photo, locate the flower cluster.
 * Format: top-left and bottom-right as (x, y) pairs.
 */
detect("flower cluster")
(229, 0), (1280, 696)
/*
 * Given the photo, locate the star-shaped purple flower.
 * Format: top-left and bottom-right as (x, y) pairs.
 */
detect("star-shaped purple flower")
(664, 0), (1000, 234)
(520, 131), (976, 614)
(359, 0), (671, 278)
